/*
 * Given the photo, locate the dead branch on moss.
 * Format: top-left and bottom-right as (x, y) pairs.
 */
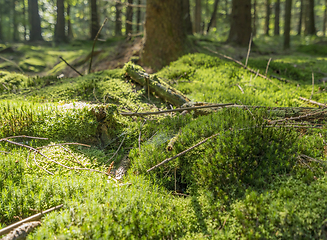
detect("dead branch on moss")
(59, 56), (83, 76)
(0, 56), (24, 73)
(299, 97), (327, 107)
(0, 136), (115, 178)
(105, 134), (127, 164)
(0, 204), (63, 237)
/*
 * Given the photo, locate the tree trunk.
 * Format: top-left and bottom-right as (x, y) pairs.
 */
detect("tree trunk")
(284, 0), (292, 50)
(28, 0), (43, 41)
(136, 0), (141, 33)
(67, 4), (73, 40)
(265, 0), (271, 35)
(297, 0), (303, 35)
(306, 0), (316, 35)
(194, 0), (202, 33)
(12, 0), (19, 41)
(227, 0), (252, 46)
(142, 0), (186, 70)
(324, 0), (327, 36)
(206, 0), (219, 33)
(0, 6), (2, 42)
(126, 0), (133, 36)
(252, 0), (257, 36)
(90, 0), (100, 39)
(54, 0), (65, 43)
(182, 0), (193, 35)
(115, 1), (122, 36)
(274, 0), (280, 36)
(23, 0), (27, 41)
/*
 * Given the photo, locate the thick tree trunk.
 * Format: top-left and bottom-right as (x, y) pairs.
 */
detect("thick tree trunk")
(252, 0), (257, 36)
(23, 0), (27, 41)
(142, 0), (186, 70)
(227, 0), (251, 46)
(67, 4), (73, 40)
(306, 0), (316, 35)
(0, 8), (2, 42)
(297, 0), (303, 35)
(284, 0), (292, 50)
(115, 1), (122, 36)
(324, 0), (327, 36)
(126, 0), (133, 36)
(55, 0), (65, 43)
(90, 0), (100, 39)
(136, 0), (141, 32)
(194, 0), (202, 33)
(206, 0), (219, 33)
(265, 0), (271, 35)
(274, 0), (280, 36)
(182, 0), (193, 35)
(28, 0), (43, 41)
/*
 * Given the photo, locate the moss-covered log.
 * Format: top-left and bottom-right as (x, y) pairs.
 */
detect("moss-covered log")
(124, 62), (190, 107)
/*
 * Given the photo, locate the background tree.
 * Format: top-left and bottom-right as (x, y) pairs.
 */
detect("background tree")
(142, 0), (186, 70)
(194, 0), (202, 33)
(265, 0), (271, 35)
(182, 0), (193, 35)
(66, 4), (73, 40)
(136, 0), (141, 33)
(324, 0), (327, 36)
(90, 0), (100, 39)
(126, 0), (133, 36)
(305, 0), (316, 35)
(274, 0), (280, 35)
(284, 0), (292, 49)
(252, 0), (257, 36)
(297, 0), (303, 35)
(115, 1), (122, 36)
(28, 0), (43, 41)
(227, 0), (252, 46)
(206, 0), (219, 33)
(54, 0), (65, 42)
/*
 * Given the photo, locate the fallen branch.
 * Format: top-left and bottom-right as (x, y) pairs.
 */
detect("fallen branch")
(59, 56), (83, 76)
(120, 103), (234, 116)
(1, 221), (41, 240)
(0, 204), (63, 237)
(299, 97), (327, 107)
(0, 56), (24, 73)
(105, 134), (127, 164)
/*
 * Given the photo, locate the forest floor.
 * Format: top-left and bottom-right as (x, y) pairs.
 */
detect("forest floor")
(0, 35), (327, 239)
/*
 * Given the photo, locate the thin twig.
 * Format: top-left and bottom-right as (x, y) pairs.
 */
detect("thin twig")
(120, 103), (234, 116)
(310, 72), (315, 100)
(299, 97), (327, 107)
(60, 145), (85, 167)
(105, 134), (127, 164)
(265, 58), (272, 76)
(138, 119), (147, 151)
(239, 100), (255, 120)
(236, 84), (244, 94)
(88, 18), (108, 74)
(0, 56), (24, 73)
(33, 152), (54, 175)
(245, 33), (252, 67)
(59, 56), (83, 76)
(0, 135), (48, 141)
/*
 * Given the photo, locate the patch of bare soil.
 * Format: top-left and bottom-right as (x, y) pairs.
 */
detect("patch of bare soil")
(62, 37), (153, 77)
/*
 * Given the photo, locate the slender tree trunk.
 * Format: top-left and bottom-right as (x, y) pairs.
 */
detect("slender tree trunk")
(136, 0), (141, 32)
(67, 4), (73, 40)
(284, 0), (292, 50)
(23, 0), (27, 41)
(252, 0), (257, 37)
(115, 1), (122, 36)
(194, 0), (202, 33)
(306, 0), (316, 35)
(265, 0), (271, 35)
(297, 0), (303, 35)
(142, 0), (186, 70)
(54, 0), (65, 42)
(126, 0), (133, 36)
(206, 0), (219, 33)
(274, 0), (280, 35)
(28, 0), (43, 41)
(12, 0), (19, 41)
(227, 0), (252, 46)
(0, 7), (2, 42)
(90, 0), (100, 39)
(324, 0), (327, 36)
(182, 0), (193, 35)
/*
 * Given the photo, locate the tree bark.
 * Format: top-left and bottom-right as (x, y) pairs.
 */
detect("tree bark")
(297, 0), (303, 35)
(324, 0), (327, 36)
(274, 0), (280, 36)
(90, 0), (100, 39)
(182, 0), (193, 35)
(284, 0), (292, 50)
(67, 4), (73, 40)
(115, 1), (122, 36)
(12, 0), (19, 41)
(142, 0), (186, 70)
(54, 0), (65, 43)
(306, 0), (316, 35)
(136, 0), (141, 32)
(0, 6), (2, 42)
(265, 0), (271, 35)
(227, 0), (252, 46)
(28, 0), (43, 41)
(23, 0), (27, 41)
(126, 0), (133, 36)
(206, 0), (219, 33)
(194, 0), (202, 33)
(252, 0), (257, 36)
